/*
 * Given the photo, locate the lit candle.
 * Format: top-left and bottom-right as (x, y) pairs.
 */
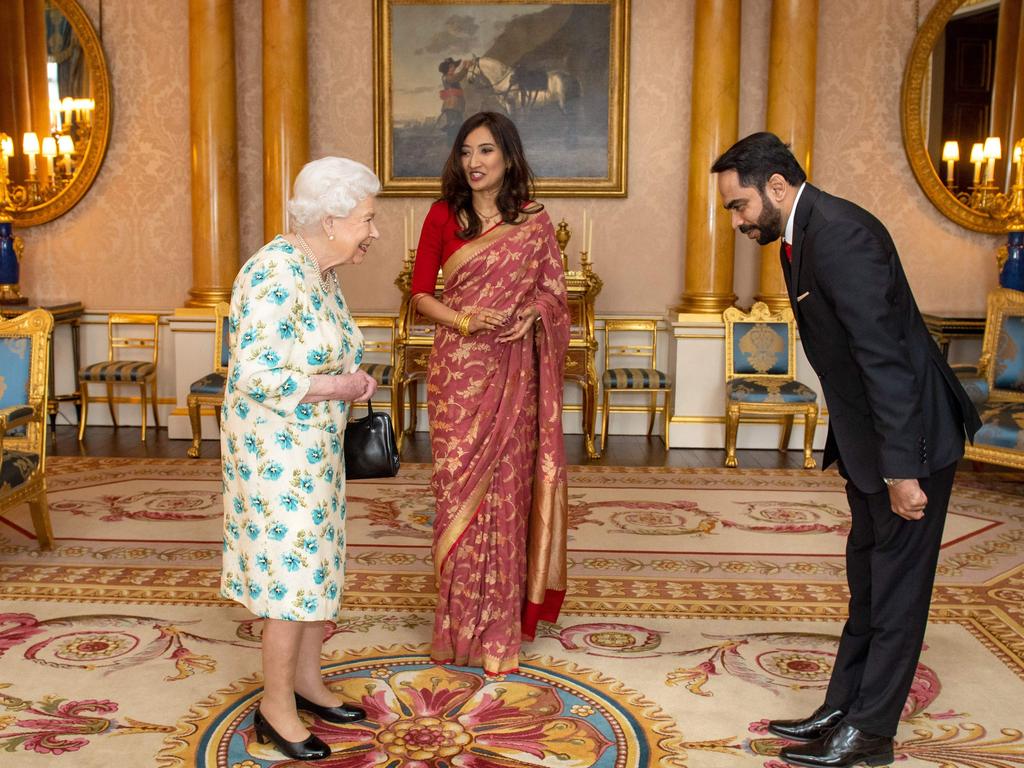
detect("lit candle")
(0, 135), (12, 178)
(62, 96), (74, 126)
(58, 134), (75, 174)
(970, 143), (984, 186)
(983, 136), (1001, 184)
(23, 132), (40, 177)
(41, 136), (57, 178)
(941, 141), (959, 187)
(1015, 142), (1024, 187)
(81, 98), (94, 124)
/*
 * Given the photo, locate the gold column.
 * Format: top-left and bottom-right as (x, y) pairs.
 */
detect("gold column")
(676, 0), (740, 315)
(757, 0), (819, 310)
(187, 0), (239, 307)
(262, 0), (309, 241)
(991, 0), (1021, 189)
(24, 0), (51, 186)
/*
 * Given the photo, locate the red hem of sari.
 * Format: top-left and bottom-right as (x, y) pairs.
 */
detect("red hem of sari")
(521, 588), (566, 640)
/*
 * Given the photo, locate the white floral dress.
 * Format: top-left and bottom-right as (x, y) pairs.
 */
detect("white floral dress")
(220, 236), (363, 621)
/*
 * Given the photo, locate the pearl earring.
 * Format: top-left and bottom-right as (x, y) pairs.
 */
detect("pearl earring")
(328, 234), (335, 241)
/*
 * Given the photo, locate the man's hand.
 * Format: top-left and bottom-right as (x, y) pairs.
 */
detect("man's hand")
(887, 478), (927, 521)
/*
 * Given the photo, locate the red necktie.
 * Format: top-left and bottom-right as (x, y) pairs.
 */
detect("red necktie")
(783, 242), (793, 263)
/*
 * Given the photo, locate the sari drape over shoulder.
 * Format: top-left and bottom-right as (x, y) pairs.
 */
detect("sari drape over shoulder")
(428, 210), (570, 675)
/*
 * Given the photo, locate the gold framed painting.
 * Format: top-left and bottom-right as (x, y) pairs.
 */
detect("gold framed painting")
(373, 0), (630, 197)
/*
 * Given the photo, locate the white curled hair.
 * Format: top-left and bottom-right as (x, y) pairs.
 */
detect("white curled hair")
(287, 156), (380, 231)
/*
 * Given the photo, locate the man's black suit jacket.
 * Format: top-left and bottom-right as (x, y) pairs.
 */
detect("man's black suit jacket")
(784, 184), (981, 494)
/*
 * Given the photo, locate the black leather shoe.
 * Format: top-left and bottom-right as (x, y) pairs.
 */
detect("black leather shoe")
(768, 703), (846, 742)
(295, 692), (367, 724)
(780, 721), (894, 767)
(253, 708), (331, 761)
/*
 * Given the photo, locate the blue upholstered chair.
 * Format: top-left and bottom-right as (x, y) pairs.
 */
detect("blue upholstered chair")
(599, 318), (671, 453)
(187, 302), (230, 458)
(722, 301), (819, 469)
(958, 288), (1024, 469)
(0, 308), (55, 549)
(78, 313), (161, 442)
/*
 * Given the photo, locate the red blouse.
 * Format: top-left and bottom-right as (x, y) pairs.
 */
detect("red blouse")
(411, 201), (500, 296)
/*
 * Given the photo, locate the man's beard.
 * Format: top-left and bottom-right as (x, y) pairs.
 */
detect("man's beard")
(739, 193), (783, 245)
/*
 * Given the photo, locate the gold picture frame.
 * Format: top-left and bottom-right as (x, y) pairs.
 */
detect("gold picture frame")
(373, 0), (630, 197)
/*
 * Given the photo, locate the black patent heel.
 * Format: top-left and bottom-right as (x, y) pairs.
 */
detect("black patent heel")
(252, 707), (331, 761)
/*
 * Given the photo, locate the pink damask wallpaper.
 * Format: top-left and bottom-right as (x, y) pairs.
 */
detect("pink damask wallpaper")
(15, 0), (1000, 313)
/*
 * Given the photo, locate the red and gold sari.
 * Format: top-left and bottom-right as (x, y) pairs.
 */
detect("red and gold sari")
(427, 210), (570, 675)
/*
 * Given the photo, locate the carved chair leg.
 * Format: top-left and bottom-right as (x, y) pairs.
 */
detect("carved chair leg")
(105, 382), (118, 427)
(139, 383), (148, 442)
(150, 378), (160, 429)
(408, 381), (419, 435)
(214, 400), (222, 429)
(28, 486), (53, 550)
(77, 379), (89, 441)
(725, 403), (740, 468)
(779, 415), (794, 452)
(647, 392), (656, 436)
(187, 395), (203, 458)
(803, 405), (818, 469)
(600, 389), (611, 454)
(663, 390), (671, 448)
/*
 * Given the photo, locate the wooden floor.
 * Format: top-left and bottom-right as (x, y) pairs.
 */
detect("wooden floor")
(55, 426), (822, 469)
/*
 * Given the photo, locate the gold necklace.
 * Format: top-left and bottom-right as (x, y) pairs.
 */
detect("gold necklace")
(293, 232), (337, 294)
(474, 207), (501, 224)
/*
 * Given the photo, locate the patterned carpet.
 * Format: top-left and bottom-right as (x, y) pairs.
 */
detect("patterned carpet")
(0, 457), (1022, 767)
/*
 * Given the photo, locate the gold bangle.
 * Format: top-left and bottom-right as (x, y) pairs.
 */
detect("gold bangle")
(459, 311), (473, 336)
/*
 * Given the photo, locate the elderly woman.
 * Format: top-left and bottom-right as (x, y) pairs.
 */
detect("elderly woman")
(220, 156), (379, 761)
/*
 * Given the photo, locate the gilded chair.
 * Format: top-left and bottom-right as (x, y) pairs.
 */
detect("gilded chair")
(958, 287), (1024, 469)
(186, 302), (230, 458)
(0, 308), (55, 549)
(352, 315), (404, 442)
(599, 318), (671, 453)
(78, 313), (160, 442)
(722, 302), (819, 469)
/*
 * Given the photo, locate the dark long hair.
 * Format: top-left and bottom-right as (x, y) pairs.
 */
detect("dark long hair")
(440, 111), (542, 240)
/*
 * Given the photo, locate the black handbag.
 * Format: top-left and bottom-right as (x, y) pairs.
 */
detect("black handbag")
(344, 401), (400, 480)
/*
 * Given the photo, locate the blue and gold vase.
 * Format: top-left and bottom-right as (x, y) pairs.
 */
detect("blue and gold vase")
(1001, 231), (1024, 292)
(0, 217), (27, 304)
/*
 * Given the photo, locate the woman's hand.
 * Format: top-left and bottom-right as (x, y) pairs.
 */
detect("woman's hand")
(497, 306), (540, 343)
(333, 370), (378, 403)
(467, 308), (508, 334)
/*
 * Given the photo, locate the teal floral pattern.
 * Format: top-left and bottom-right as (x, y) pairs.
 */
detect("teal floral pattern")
(220, 236), (363, 621)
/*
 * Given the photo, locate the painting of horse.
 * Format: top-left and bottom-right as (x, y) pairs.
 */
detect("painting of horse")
(375, 0), (630, 195)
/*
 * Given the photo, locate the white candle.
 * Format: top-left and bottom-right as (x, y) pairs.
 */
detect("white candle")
(581, 209), (588, 253)
(587, 217), (594, 264)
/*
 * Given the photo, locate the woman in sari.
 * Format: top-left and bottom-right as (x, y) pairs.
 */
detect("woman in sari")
(411, 111), (571, 675)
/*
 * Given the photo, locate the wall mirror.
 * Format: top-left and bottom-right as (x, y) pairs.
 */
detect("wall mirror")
(902, 0), (1023, 234)
(0, 0), (111, 227)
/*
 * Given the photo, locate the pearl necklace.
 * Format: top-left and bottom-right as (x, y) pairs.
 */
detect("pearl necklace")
(293, 232), (337, 294)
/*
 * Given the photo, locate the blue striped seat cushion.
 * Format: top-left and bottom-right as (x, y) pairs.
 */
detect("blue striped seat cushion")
(602, 368), (669, 389)
(190, 372), (226, 395)
(973, 402), (1024, 450)
(727, 378), (817, 404)
(80, 361), (156, 382)
(360, 362), (394, 386)
(1, 449), (39, 492)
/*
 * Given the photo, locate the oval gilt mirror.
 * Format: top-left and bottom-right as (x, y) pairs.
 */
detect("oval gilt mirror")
(0, 0), (112, 227)
(901, 0), (1022, 234)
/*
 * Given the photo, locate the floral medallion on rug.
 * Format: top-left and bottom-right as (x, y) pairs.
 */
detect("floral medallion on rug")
(0, 457), (1021, 767)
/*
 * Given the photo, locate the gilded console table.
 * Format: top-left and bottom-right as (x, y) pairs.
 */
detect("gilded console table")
(0, 301), (84, 435)
(921, 311), (985, 358)
(392, 223), (603, 458)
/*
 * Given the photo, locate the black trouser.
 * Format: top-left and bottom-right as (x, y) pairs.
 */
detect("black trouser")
(823, 462), (957, 737)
